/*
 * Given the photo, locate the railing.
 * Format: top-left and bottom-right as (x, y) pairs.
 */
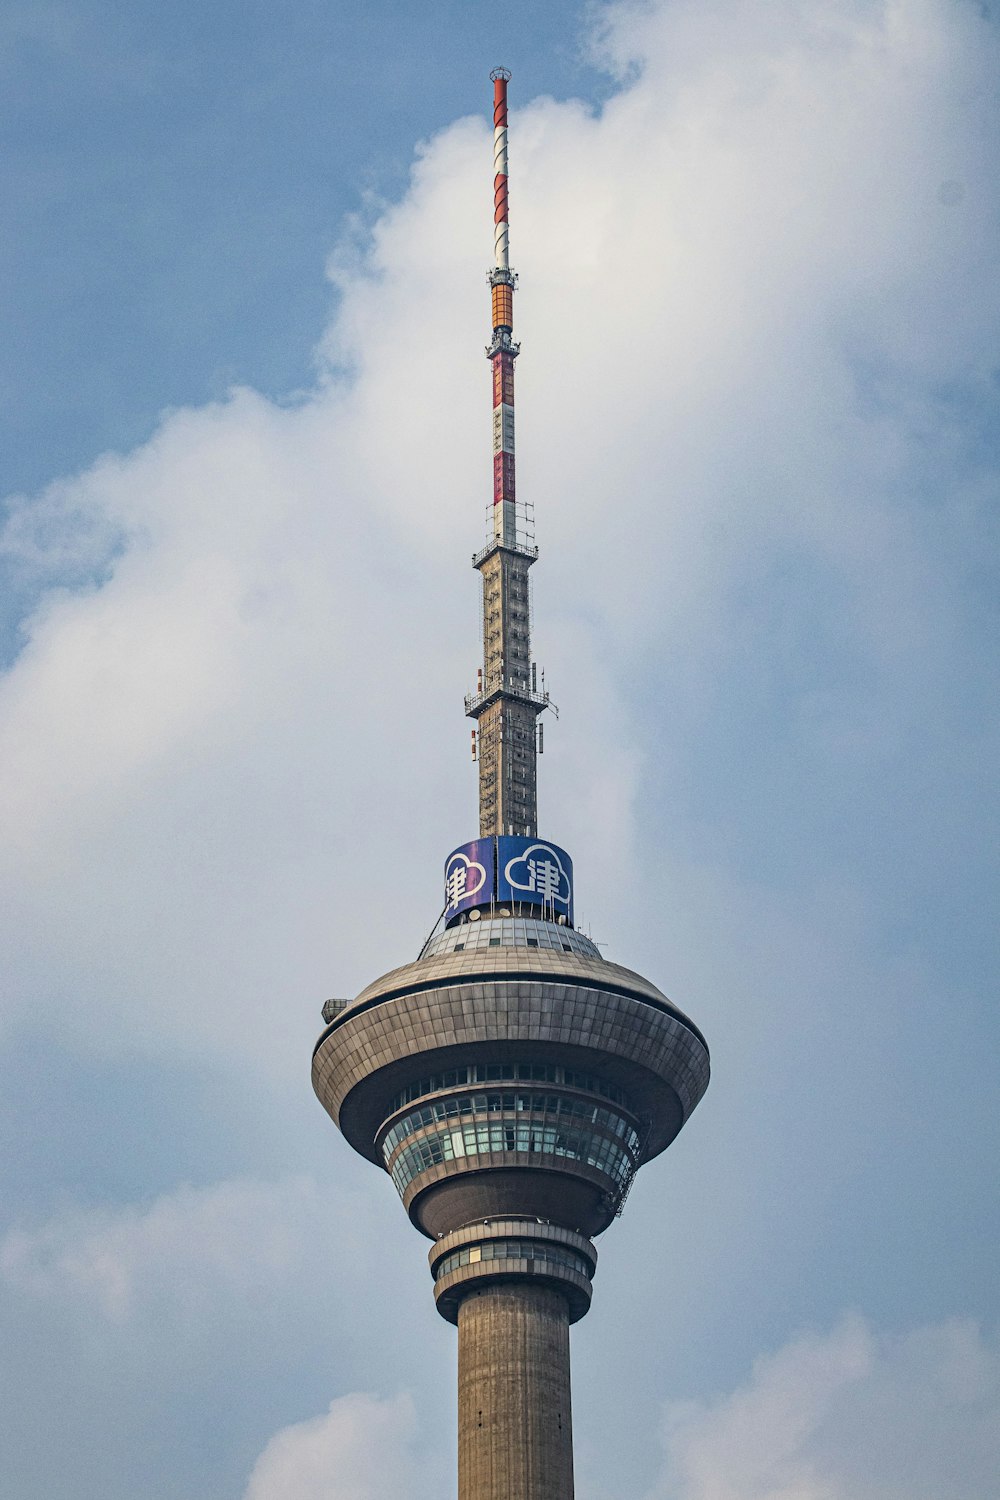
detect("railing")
(611, 1114), (654, 1217)
(465, 681), (550, 716)
(472, 539), (539, 569)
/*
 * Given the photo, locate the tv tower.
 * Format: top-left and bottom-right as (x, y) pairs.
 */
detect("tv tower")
(312, 69), (710, 1500)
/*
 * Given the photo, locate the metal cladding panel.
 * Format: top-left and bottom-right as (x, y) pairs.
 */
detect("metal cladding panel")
(491, 283), (514, 329)
(492, 355), (515, 407)
(495, 500), (516, 546)
(494, 499), (514, 544)
(493, 451), (515, 505)
(444, 838), (496, 920)
(496, 836), (574, 923)
(492, 404), (515, 456)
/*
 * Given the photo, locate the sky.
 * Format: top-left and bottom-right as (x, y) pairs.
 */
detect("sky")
(1, 1), (998, 1497)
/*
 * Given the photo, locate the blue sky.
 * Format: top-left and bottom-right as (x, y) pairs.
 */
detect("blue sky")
(1, 0), (610, 497)
(2, 2), (999, 1497)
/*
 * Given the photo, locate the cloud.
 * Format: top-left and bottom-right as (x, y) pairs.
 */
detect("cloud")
(238, 1313), (1000, 1500)
(243, 1393), (435, 1500)
(0, 0), (995, 1082)
(0, 10), (998, 1494)
(646, 1315), (1000, 1500)
(0, 1161), (450, 1500)
(0, 1175), (328, 1323)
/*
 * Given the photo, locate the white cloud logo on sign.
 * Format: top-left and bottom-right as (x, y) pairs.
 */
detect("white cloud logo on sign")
(503, 844), (571, 906)
(444, 852), (487, 911)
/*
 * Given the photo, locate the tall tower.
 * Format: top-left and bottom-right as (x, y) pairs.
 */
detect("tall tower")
(312, 70), (710, 1500)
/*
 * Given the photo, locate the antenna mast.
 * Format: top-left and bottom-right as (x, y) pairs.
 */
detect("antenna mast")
(465, 68), (548, 839)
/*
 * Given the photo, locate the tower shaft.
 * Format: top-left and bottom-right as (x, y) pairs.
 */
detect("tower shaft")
(458, 1285), (574, 1500)
(474, 546), (539, 837)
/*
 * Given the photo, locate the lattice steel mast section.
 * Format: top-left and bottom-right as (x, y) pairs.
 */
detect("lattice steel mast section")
(465, 67), (548, 840)
(312, 71), (710, 1500)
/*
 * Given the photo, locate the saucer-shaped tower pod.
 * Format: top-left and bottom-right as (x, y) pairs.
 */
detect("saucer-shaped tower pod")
(313, 69), (709, 1500)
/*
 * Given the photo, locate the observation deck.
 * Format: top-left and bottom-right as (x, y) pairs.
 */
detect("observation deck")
(312, 911), (709, 1295)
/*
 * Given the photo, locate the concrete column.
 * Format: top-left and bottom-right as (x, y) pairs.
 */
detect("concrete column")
(457, 1283), (574, 1500)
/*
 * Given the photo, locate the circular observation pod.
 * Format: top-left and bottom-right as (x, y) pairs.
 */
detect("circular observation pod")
(430, 1218), (597, 1325)
(312, 915), (709, 1242)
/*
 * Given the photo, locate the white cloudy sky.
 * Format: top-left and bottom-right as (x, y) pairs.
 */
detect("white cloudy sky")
(1, 1), (998, 1496)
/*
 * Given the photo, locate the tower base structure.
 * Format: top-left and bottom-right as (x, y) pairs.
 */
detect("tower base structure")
(312, 910), (709, 1500)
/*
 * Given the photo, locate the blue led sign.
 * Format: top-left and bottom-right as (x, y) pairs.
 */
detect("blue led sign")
(444, 839), (495, 920)
(496, 836), (573, 923)
(444, 836), (574, 925)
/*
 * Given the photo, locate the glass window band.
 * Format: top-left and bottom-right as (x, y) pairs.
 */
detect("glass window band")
(389, 1062), (632, 1114)
(435, 1239), (593, 1282)
(381, 1092), (641, 1160)
(387, 1115), (636, 1197)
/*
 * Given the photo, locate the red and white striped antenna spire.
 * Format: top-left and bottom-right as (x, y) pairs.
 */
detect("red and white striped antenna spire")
(492, 66), (511, 270)
(488, 66), (517, 549)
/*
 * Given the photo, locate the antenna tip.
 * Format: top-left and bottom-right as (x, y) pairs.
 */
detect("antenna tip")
(491, 66), (512, 83)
